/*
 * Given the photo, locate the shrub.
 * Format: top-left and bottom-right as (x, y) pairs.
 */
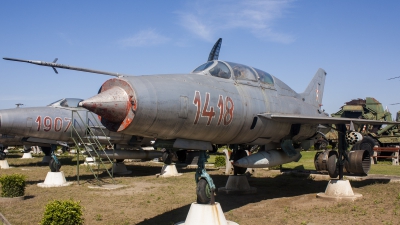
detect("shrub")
(40, 199), (84, 225)
(214, 156), (226, 168)
(0, 173), (26, 197)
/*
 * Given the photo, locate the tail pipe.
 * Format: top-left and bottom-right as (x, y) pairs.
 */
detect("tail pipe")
(344, 150), (371, 175)
(314, 149), (370, 176)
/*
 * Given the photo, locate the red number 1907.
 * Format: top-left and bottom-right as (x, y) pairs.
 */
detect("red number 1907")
(35, 116), (72, 132)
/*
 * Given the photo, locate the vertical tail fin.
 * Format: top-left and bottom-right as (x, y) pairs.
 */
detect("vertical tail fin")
(300, 68), (327, 108)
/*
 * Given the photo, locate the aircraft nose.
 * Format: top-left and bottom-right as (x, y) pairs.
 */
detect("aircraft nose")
(80, 86), (130, 123)
(80, 79), (137, 132)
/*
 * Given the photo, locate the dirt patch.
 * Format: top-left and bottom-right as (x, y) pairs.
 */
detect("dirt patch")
(0, 156), (399, 225)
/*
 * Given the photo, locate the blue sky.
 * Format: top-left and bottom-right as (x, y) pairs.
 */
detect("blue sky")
(1, 0), (400, 117)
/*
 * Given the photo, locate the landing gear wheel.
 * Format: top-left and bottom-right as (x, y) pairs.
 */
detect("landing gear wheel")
(357, 136), (378, 157)
(233, 150), (248, 175)
(327, 151), (338, 178)
(162, 151), (172, 165)
(0, 151), (6, 160)
(49, 158), (61, 172)
(196, 179), (211, 204)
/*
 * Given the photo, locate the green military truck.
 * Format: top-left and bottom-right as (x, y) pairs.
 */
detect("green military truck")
(331, 97), (400, 156)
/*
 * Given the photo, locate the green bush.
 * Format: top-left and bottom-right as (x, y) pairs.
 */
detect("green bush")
(40, 199), (84, 225)
(214, 156), (226, 168)
(0, 173), (26, 197)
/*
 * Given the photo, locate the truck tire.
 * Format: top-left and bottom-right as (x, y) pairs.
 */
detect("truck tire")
(355, 136), (378, 157)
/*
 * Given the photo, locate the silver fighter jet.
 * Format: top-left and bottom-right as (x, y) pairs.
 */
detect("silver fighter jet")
(0, 98), (157, 170)
(5, 38), (399, 204)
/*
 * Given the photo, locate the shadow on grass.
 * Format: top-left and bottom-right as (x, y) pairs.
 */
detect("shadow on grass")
(24, 195), (35, 200)
(135, 171), (397, 224)
(136, 173), (328, 224)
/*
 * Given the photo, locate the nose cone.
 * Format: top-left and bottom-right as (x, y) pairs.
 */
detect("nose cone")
(80, 78), (137, 132)
(80, 86), (130, 123)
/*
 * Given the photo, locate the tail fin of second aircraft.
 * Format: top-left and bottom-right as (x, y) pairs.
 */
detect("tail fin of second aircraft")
(299, 68), (327, 108)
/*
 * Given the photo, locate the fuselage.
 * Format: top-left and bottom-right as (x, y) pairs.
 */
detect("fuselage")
(0, 98), (133, 146)
(82, 60), (327, 147)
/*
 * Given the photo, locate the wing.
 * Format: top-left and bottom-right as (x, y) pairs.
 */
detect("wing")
(258, 113), (400, 125)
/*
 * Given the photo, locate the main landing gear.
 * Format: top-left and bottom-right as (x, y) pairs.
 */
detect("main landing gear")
(161, 148), (215, 204)
(195, 151), (216, 204)
(46, 145), (61, 172)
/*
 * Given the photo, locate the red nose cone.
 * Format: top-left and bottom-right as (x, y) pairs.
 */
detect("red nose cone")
(80, 86), (130, 123)
(80, 78), (137, 132)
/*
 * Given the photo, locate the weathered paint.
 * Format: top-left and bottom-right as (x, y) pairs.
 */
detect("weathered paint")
(81, 60), (327, 146)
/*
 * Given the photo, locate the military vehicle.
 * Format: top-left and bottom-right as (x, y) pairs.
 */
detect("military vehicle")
(5, 39), (400, 204)
(331, 97), (399, 156)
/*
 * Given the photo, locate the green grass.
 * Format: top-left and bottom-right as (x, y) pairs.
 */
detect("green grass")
(369, 160), (400, 176)
(282, 151), (316, 170)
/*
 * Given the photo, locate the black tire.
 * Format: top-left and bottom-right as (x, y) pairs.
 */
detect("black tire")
(351, 141), (361, 151)
(327, 151), (338, 178)
(357, 136), (378, 157)
(196, 179), (211, 204)
(49, 158), (61, 172)
(233, 150), (248, 175)
(162, 151), (172, 165)
(0, 151), (6, 160)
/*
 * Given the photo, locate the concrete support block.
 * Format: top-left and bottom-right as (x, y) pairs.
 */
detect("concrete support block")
(317, 179), (362, 201)
(112, 162), (132, 175)
(0, 160), (10, 169)
(176, 202), (238, 225)
(21, 152), (33, 159)
(218, 175), (257, 194)
(37, 171), (73, 188)
(157, 164), (182, 178)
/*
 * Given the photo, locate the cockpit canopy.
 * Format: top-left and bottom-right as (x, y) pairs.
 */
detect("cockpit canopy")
(192, 60), (274, 85)
(48, 98), (84, 108)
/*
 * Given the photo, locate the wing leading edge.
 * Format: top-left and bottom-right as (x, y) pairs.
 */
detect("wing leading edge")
(258, 113), (400, 125)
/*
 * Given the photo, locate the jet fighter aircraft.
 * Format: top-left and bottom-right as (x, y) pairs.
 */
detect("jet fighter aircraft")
(0, 98), (158, 170)
(5, 39), (400, 204)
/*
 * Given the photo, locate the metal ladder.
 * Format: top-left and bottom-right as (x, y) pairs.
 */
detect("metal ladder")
(70, 110), (115, 185)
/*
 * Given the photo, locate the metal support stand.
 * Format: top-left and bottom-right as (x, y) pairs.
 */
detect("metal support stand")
(337, 124), (349, 180)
